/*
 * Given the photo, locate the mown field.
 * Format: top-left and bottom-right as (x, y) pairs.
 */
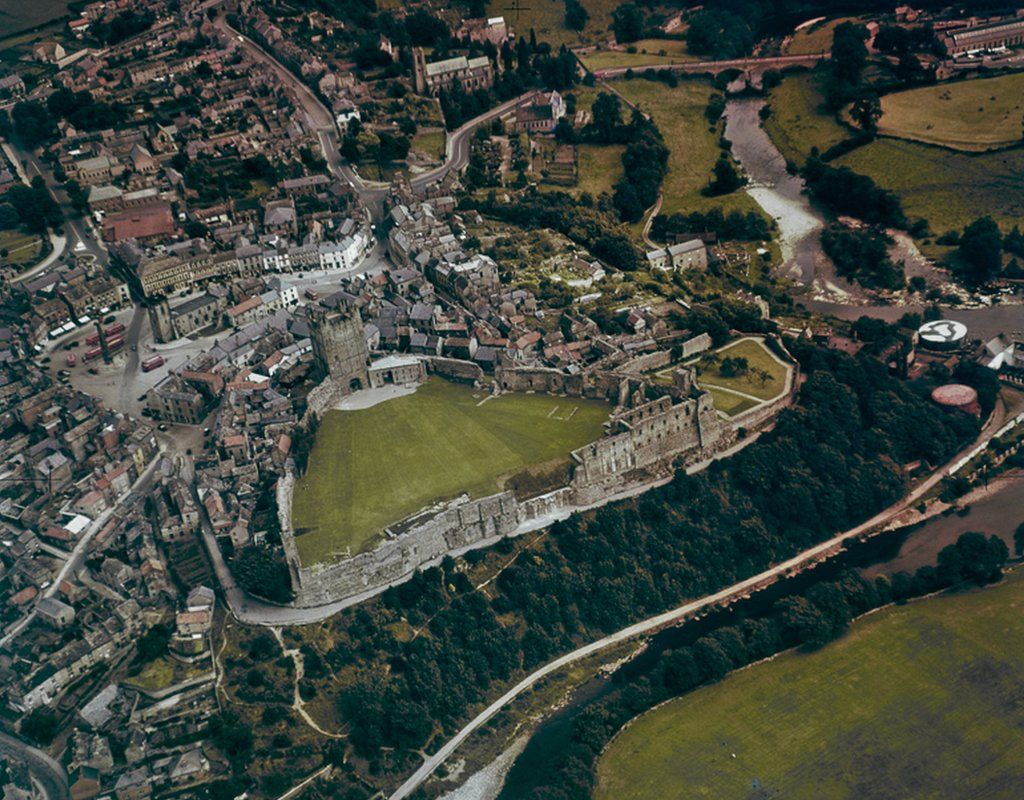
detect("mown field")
(877, 73), (1024, 151)
(486, 0), (619, 48)
(291, 378), (610, 563)
(695, 337), (789, 402)
(596, 571), (1024, 800)
(836, 138), (1024, 235)
(614, 78), (761, 218)
(763, 70), (851, 164)
(581, 38), (693, 71)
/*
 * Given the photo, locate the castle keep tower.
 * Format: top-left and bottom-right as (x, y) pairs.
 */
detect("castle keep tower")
(148, 297), (177, 343)
(310, 305), (369, 392)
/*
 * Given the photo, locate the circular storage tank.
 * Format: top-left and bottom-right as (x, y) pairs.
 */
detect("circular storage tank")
(918, 319), (967, 351)
(931, 383), (979, 415)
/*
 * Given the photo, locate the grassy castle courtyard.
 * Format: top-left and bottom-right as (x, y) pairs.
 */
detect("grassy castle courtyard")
(291, 378), (610, 564)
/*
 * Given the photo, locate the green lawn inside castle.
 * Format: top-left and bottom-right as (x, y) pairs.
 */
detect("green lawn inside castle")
(291, 378), (611, 564)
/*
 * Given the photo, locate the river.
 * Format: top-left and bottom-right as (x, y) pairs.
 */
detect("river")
(723, 97), (827, 288)
(445, 94), (1024, 800)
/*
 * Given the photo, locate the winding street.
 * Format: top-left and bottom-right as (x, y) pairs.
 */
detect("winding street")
(0, 731), (70, 800)
(389, 399), (1013, 800)
(212, 14), (540, 222)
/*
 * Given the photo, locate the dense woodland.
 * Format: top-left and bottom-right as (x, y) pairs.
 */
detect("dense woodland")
(254, 344), (984, 782)
(515, 529), (1011, 799)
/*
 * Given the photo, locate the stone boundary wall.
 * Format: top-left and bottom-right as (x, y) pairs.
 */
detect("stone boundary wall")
(426, 356), (484, 383)
(291, 491), (519, 606)
(302, 379), (345, 421)
(617, 350), (672, 375)
(286, 391), (727, 607)
(283, 340), (800, 607)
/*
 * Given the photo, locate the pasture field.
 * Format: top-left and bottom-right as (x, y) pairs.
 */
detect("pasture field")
(763, 70), (851, 164)
(836, 138), (1024, 235)
(574, 143), (625, 196)
(784, 17), (857, 55)
(694, 337), (789, 401)
(291, 378), (610, 563)
(614, 78), (761, 218)
(581, 38), (694, 71)
(876, 73), (1024, 151)
(486, 0), (619, 48)
(596, 571), (1024, 800)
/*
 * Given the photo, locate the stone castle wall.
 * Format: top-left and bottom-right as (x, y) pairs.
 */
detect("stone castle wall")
(426, 356), (484, 384)
(291, 491), (519, 606)
(285, 386), (730, 607)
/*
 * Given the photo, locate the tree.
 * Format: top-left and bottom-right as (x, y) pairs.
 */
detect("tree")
(612, 4), (644, 44)
(957, 216), (1003, 285)
(1015, 522), (1024, 558)
(11, 100), (56, 145)
(706, 153), (745, 196)
(136, 623), (171, 662)
(564, 0), (588, 32)
(21, 708), (60, 745)
(686, 9), (754, 59)
(232, 546), (294, 602)
(0, 203), (18, 230)
(851, 93), (882, 133)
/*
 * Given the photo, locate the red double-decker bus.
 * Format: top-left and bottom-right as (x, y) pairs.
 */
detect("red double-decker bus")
(105, 322), (125, 336)
(85, 333), (100, 346)
(84, 346), (103, 361)
(141, 355), (165, 372)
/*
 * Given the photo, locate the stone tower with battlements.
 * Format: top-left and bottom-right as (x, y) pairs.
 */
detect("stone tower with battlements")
(148, 297), (176, 343)
(310, 305), (369, 392)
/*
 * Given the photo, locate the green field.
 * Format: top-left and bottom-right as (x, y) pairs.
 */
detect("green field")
(836, 138), (1024, 235)
(291, 378), (610, 563)
(877, 73), (1024, 152)
(411, 128), (445, 160)
(581, 38), (694, 71)
(575, 143), (625, 196)
(486, 0), (619, 48)
(614, 78), (761, 218)
(0, 230), (43, 269)
(763, 70), (852, 164)
(596, 572), (1024, 800)
(694, 338), (789, 402)
(784, 17), (858, 55)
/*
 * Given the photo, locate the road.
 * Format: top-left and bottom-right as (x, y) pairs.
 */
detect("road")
(591, 52), (827, 79)
(388, 400), (1011, 799)
(212, 14), (539, 222)
(0, 731), (69, 800)
(0, 455), (164, 648)
(3, 139), (109, 284)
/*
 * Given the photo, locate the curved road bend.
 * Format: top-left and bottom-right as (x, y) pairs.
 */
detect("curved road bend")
(212, 16), (539, 220)
(389, 402), (1011, 799)
(0, 731), (70, 800)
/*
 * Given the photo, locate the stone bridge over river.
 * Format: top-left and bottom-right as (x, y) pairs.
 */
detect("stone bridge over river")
(591, 52), (828, 80)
